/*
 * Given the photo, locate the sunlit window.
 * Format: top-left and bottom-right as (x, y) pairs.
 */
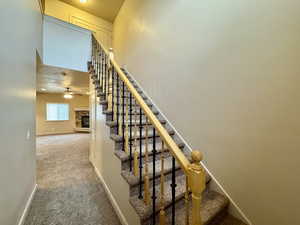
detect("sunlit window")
(46, 103), (69, 121)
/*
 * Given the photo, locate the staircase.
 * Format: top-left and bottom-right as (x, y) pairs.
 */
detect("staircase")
(88, 35), (247, 225)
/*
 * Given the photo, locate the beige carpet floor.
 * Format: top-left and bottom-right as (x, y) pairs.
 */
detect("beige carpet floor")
(24, 133), (121, 225)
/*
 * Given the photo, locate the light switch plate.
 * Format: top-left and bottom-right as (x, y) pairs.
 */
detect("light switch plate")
(26, 129), (31, 140)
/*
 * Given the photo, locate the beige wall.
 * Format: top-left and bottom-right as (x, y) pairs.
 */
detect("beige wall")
(36, 93), (89, 135)
(113, 1), (300, 225)
(0, 0), (43, 224)
(45, 0), (112, 48)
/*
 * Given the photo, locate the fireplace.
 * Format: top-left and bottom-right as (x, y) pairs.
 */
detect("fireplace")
(81, 116), (90, 128)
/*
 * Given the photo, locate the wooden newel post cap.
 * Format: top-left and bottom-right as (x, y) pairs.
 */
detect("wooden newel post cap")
(109, 48), (113, 52)
(191, 151), (203, 164)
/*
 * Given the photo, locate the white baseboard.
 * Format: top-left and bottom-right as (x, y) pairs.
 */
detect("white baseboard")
(93, 165), (129, 225)
(17, 184), (37, 225)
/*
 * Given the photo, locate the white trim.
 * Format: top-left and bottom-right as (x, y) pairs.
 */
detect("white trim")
(44, 15), (92, 35)
(122, 68), (253, 225)
(17, 184), (37, 225)
(93, 166), (129, 225)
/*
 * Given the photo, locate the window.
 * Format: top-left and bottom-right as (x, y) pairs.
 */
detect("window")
(46, 103), (69, 121)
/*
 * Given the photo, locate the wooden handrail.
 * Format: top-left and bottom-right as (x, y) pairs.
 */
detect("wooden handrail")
(96, 38), (190, 174)
(91, 35), (206, 225)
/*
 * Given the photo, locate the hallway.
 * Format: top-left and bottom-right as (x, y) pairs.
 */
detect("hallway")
(24, 133), (121, 225)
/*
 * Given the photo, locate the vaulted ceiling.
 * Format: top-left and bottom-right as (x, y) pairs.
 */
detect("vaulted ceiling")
(59, 0), (124, 22)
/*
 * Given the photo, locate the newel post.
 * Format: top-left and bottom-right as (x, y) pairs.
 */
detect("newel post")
(188, 151), (206, 225)
(107, 48), (114, 111)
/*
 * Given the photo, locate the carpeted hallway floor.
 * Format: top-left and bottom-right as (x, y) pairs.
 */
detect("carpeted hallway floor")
(24, 133), (121, 225)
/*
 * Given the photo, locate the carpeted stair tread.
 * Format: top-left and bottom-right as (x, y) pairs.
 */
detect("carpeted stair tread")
(119, 143), (184, 159)
(97, 91), (147, 100)
(103, 109), (159, 116)
(129, 172), (212, 221)
(163, 190), (229, 225)
(114, 141), (185, 162)
(110, 128), (175, 142)
(121, 155), (180, 187)
(214, 214), (247, 225)
(106, 119), (166, 127)
(100, 100), (153, 107)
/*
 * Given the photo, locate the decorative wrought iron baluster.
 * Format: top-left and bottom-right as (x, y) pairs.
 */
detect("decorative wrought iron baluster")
(152, 128), (157, 225)
(129, 93), (133, 171)
(111, 67), (115, 121)
(101, 51), (104, 91)
(171, 156), (177, 225)
(144, 117), (150, 205)
(160, 141), (166, 225)
(104, 54), (107, 99)
(133, 100), (139, 176)
(96, 43), (99, 82)
(116, 75), (119, 130)
(122, 82), (125, 151)
(124, 92), (129, 154)
(138, 107), (143, 199)
(118, 82), (123, 136)
(113, 70), (117, 122)
(100, 49), (103, 88)
(107, 59), (112, 111)
(106, 55), (109, 100)
(185, 176), (190, 225)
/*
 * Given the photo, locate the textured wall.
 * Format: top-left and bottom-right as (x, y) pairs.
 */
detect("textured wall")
(112, 1), (300, 225)
(0, 0), (43, 224)
(36, 93), (89, 135)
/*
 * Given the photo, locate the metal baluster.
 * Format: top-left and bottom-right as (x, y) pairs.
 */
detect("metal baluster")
(171, 157), (176, 225)
(106, 55), (109, 101)
(160, 141), (166, 225)
(99, 49), (102, 89)
(118, 82), (123, 137)
(185, 176), (190, 225)
(138, 107), (143, 199)
(144, 117), (150, 205)
(96, 43), (99, 82)
(113, 70), (117, 122)
(122, 82), (125, 151)
(104, 54), (107, 98)
(124, 89), (129, 154)
(116, 75), (119, 130)
(101, 49), (104, 93)
(111, 67), (115, 121)
(152, 128), (157, 225)
(129, 93), (133, 171)
(107, 58), (112, 111)
(133, 100), (139, 176)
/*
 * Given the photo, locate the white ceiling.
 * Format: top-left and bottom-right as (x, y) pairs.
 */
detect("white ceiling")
(37, 64), (90, 95)
(59, 0), (124, 22)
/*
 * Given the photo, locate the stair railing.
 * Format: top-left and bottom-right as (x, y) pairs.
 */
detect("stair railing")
(89, 35), (206, 225)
